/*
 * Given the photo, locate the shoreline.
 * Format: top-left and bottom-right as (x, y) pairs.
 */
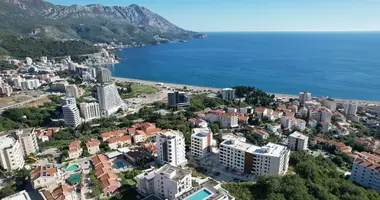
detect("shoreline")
(112, 76), (380, 106)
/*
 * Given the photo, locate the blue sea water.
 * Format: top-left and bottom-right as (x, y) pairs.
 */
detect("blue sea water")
(112, 32), (380, 101)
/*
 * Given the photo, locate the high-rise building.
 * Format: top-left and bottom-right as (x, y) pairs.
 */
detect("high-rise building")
(97, 84), (122, 116)
(219, 140), (290, 175)
(168, 91), (189, 107)
(80, 102), (101, 121)
(12, 76), (23, 89)
(299, 92), (312, 105)
(16, 129), (39, 156)
(65, 84), (81, 98)
(323, 98), (337, 112)
(62, 98), (81, 127)
(2, 190), (31, 200)
(96, 67), (112, 84)
(288, 131), (308, 151)
(191, 127), (213, 159)
(350, 152), (380, 192)
(60, 97), (76, 106)
(221, 88), (235, 101)
(0, 134), (25, 171)
(344, 103), (358, 116)
(156, 130), (187, 167)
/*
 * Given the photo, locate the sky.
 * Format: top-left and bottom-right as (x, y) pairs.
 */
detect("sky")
(47, 0), (380, 32)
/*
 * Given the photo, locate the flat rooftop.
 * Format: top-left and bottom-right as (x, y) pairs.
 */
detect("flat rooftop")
(193, 127), (211, 138)
(157, 164), (191, 181)
(289, 131), (308, 140)
(159, 130), (183, 138)
(221, 139), (288, 157)
(0, 135), (16, 150)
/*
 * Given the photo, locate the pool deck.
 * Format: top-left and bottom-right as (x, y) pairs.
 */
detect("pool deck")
(176, 182), (228, 200)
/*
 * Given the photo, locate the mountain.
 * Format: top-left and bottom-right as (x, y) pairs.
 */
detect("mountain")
(0, 0), (199, 44)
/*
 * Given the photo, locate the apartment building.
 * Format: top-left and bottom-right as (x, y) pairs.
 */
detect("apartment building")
(299, 92), (311, 105)
(156, 130), (187, 167)
(350, 152), (380, 192)
(221, 88), (235, 101)
(16, 129), (39, 156)
(0, 134), (25, 171)
(101, 129), (127, 141)
(136, 164), (192, 200)
(288, 131), (308, 151)
(62, 98), (81, 127)
(168, 91), (190, 107)
(191, 127), (213, 159)
(219, 139), (290, 175)
(323, 98), (337, 111)
(295, 119), (306, 131)
(80, 102), (101, 121)
(97, 84), (122, 116)
(280, 116), (296, 130)
(107, 135), (131, 150)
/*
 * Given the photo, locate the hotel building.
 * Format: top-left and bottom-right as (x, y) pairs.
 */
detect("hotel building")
(288, 131), (308, 151)
(191, 127), (213, 159)
(156, 130), (187, 167)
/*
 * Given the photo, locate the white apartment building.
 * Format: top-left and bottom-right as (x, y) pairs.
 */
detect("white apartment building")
(344, 103), (358, 116)
(304, 101), (321, 110)
(17, 129), (39, 156)
(280, 116), (295, 130)
(350, 153), (380, 192)
(21, 79), (40, 90)
(299, 92), (311, 105)
(156, 130), (187, 167)
(0, 135), (25, 171)
(96, 67), (113, 84)
(220, 113), (239, 128)
(80, 102), (101, 121)
(97, 84), (122, 116)
(320, 107), (332, 122)
(3, 190), (31, 200)
(136, 164), (192, 200)
(12, 76), (23, 89)
(221, 88), (235, 101)
(323, 98), (337, 111)
(62, 99), (81, 127)
(0, 84), (13, 96)
(191, 128), (213, 159)
(288, 131), (308, 151)
(219, 140), (290, 175)
(65, 84), (80, 98)
(25, 57), (32, 65)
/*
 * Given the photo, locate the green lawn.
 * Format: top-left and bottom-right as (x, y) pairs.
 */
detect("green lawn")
(118, 83), (161, 98)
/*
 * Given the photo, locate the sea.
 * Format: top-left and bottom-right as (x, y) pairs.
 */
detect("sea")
(111, 32), (380, 101)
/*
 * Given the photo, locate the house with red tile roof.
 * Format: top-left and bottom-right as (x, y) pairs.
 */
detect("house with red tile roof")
(86, 138), (100, 155)
(91, 155), (120, 195)
(127, 122), (162, 144)
(31, 166), (63, 191)
(354, 137), (379, 151)
(107, 135), (131, 150)
(189, 118), (208, 128)
(68, 140), (83, 159)
(253, 129), (269, 140)
(41, 185), (77, 200)
(255, 107), (268, 116)
(101, 129), (127, 142)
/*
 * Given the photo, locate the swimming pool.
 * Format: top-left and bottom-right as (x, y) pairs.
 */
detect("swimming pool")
(186, 188), (213, 200)
(115, 160), (125, 169)
(65, 164), (79, 172)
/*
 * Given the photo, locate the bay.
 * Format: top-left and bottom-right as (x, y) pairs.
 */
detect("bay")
(111, 32), (380, 101)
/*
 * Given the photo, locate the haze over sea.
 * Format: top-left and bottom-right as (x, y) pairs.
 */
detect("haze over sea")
(112, 32), (380, 101)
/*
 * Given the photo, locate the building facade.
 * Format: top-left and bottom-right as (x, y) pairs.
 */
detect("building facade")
(96, 67), (113, 84)
(17, 129), (39, 156)
(168, 91), (190, 107)
(80, 102), (101, 121)
(0, 135), (25, 171)
(156, 131), (187, 167)
(350, 153), (380, 192)
(191, 128), (213, 159)
(219, 139), (290, 175)
(288, 132), (308, 151)
(299, 92), (311, 105)
(97, 84), (122, 116)
(221, 88), (235, 101)
(62, 102), (81, 127)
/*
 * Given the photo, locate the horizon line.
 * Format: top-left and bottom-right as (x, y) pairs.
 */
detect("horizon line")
(198, 30), (380, 33)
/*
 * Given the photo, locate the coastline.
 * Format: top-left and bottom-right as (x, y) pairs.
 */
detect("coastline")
(112, 76), (380, 106)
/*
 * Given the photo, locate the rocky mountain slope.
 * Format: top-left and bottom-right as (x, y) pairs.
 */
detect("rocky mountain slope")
(0, 0), (199, 44)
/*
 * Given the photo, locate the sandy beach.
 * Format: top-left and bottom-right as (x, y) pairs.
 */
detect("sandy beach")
(113, 76), (380, 107)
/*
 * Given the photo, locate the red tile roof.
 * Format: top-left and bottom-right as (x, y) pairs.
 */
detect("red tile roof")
(87, 138), (100, 148)
(101, 130), (127, 139)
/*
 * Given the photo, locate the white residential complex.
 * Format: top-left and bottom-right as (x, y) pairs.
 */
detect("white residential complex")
(97, 84), (122, 116)
(96, 67), (113, 84)
(21, 79), (40, 90)
(344, 103), (358, 116)
(17, 129), (39, 156)
(191, 128), (213, 159)
(323, 98), (337, 111)
(350, 152), (380, 192)
(136, 164), (191, 200)
(219, 139), (290, 175)
(288, 131), (308, 151)
(221, 88), (235, 101)
(0, 84), (13, 96)
(299, 92), (311, 105)
(156, 130), (187, 167)
(62, 98), (81, 127)
(0, 134), (25, 171)
(80, 102), (101, 121)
